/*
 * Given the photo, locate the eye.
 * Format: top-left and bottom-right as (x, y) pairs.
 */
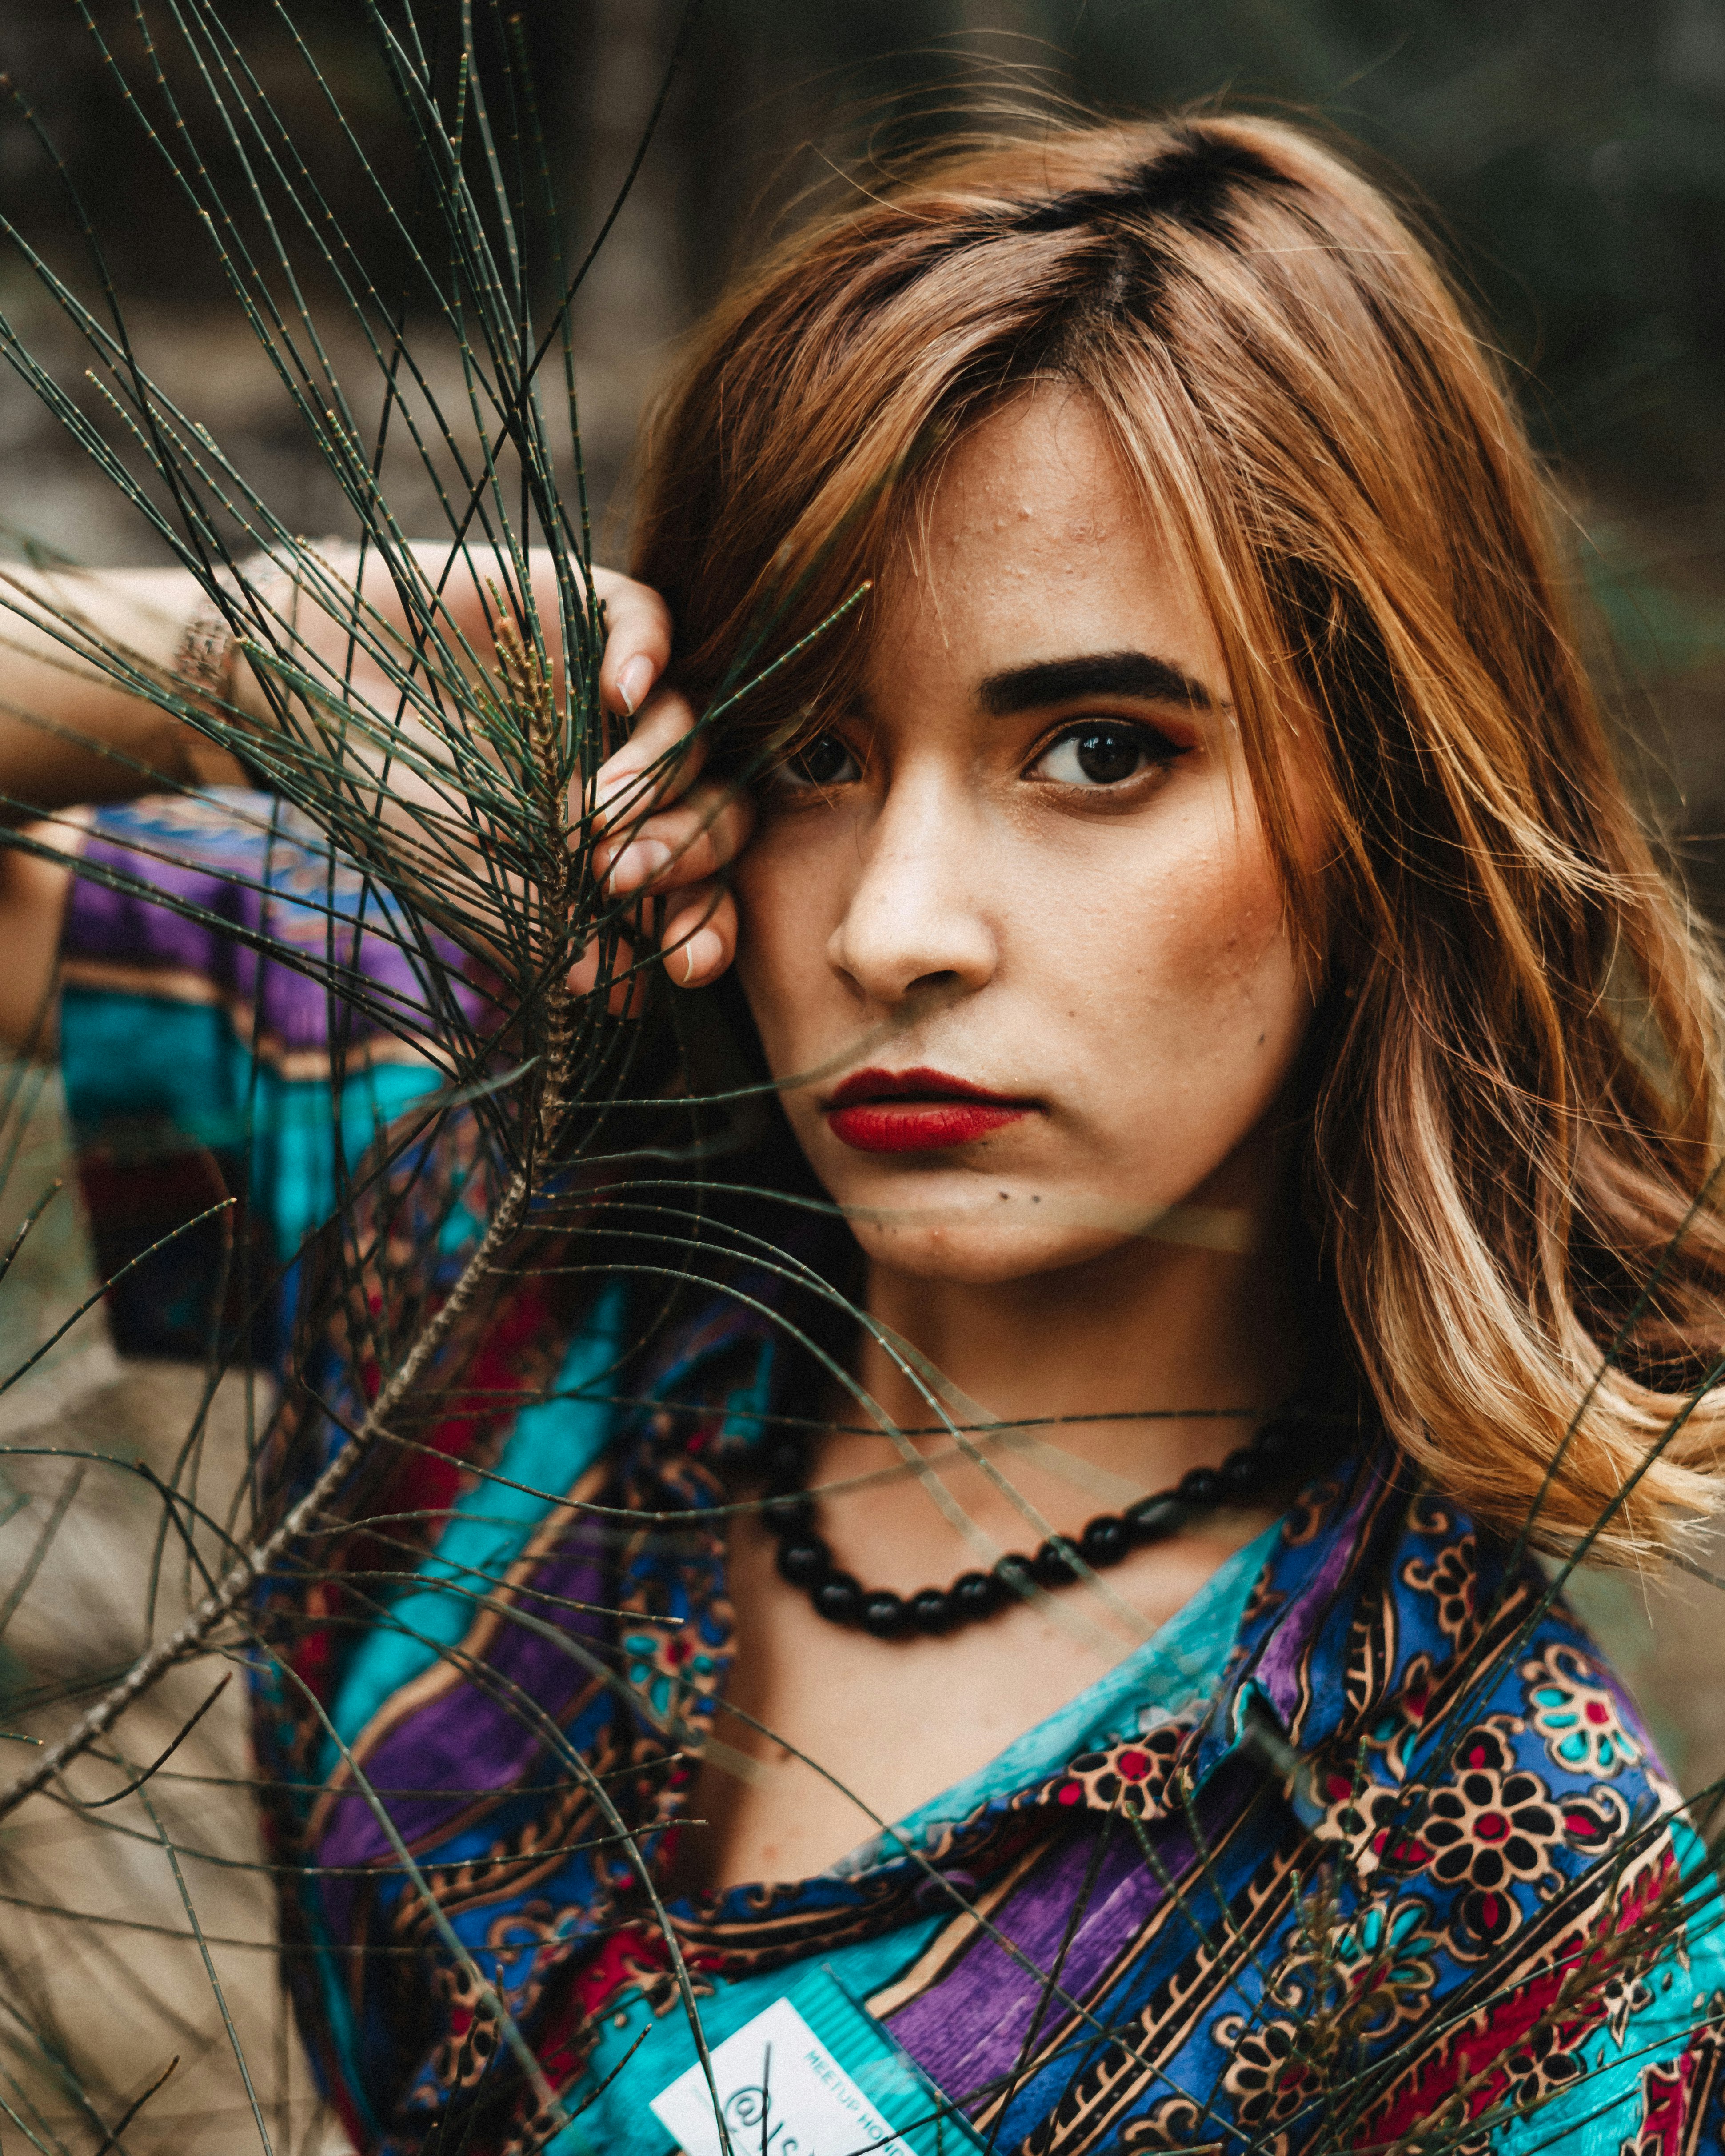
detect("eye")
(1029, 720), (1182, 789)
(773, 731), (862, 790)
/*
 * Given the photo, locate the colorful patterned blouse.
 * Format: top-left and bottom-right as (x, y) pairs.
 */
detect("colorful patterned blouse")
(59, 793), (1725, 2156)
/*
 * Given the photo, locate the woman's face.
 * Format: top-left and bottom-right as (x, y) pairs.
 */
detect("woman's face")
(732, 389), (1314, 1288)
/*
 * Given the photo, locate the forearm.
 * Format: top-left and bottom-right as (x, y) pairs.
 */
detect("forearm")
(0, 547), (711, 1059)
(0, 547), (564, 825)
(0, 564), (252, 1058)
(0, 545), (583, 1058)
(0, 565), (248, 822)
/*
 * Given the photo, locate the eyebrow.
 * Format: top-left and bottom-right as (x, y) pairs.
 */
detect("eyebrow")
(976, 649), (1214, 716)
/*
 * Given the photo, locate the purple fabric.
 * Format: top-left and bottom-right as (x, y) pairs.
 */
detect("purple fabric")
(67, 791), (480, 1048)
(1254, 1462), (1383, 1725)
(316, 1528), (614, 1881)
(888, 1824), (1166, 2092)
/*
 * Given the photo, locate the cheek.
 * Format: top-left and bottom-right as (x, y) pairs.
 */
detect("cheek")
(1173, 836), (1294, 1003)
(1175, 854), (1309, 1109)
(1041, 808), (1309, 1122)
(730, 831), (837, 1076)
(1163, 836), (1300, 1037)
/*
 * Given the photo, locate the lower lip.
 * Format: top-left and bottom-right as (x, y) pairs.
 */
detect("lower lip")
(826, 1102), (1030, 1153)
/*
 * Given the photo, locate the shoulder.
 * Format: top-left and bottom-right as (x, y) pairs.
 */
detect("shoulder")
(1242, 1461), (1673, 1801)
(1245, 1461), (1722, 2150)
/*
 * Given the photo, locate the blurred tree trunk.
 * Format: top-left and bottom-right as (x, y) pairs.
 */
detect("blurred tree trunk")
(567, 0), (693, 538)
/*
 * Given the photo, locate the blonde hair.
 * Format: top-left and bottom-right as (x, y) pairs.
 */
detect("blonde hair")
(632, 113), (1725, 1559)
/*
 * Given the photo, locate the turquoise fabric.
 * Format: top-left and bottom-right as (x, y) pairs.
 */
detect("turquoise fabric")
(1494, 1817), (1725, 2156)
(843, 1517), (1277, 1869)
(548, 1924), (952, 2156)
(324, 1282), (630, 1765)
(60, 987), (444, 1259)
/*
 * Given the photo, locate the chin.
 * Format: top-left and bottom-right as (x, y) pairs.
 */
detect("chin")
(837, 1195), (1130, 1288)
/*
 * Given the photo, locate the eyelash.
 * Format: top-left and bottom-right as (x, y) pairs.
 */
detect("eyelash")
(772, 734), (863, 791)
(770, 716), (1188, 795)
(1026, 718), (1187, 789)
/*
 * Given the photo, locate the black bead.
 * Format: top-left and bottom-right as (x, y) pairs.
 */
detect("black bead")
(814, 1571), (863, 1625)
(1125, 1493), (1191, 1544)
(861, 1589), (910, 1640)
(910, 1586), (955, 1635)
(1032, 1538), (1078, 1588)
(763, 1491), (815, 1538)
(994, 1553), (1036, 1601)
(1079, 1513), (1130, 1567)
(775, 1536), (830, 1588)
(1178, 1465), (1222, 1506)
(951, 1570), (1003, 1622)
(1220, 1447), (1263, 1498)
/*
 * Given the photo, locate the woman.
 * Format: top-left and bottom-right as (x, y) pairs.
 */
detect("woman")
(0, 113), (1722, 2156)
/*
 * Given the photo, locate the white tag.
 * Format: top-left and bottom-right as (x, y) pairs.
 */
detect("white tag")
(649, 1996), (924, 2156)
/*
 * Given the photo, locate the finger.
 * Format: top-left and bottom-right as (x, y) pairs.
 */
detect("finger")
(662, 885), (738, 990)
(589, 685), (703, 832)
(599, 783), (754, 895)
(591, 567), (671, 721)
(567, 927), (653, 1019)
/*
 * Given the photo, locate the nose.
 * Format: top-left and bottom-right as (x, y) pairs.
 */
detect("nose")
(826, 767), (999, 1008)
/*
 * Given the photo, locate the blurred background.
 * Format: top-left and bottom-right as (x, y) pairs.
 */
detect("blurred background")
(3, 0), (1724, 901)
(0, 4), (1719, 2145)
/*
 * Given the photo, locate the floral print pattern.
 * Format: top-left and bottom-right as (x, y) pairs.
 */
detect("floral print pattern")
(1524, 1638), (1648, 1778)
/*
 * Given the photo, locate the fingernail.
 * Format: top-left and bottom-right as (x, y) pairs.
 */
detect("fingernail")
(591, 770), (635, 828)
(606, 837), (671, 894)
(615, 656), (653, 717)
(674, 927), (724, 986)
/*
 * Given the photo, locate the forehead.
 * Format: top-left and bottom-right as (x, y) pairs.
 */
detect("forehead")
(865, 387), (1224, 699)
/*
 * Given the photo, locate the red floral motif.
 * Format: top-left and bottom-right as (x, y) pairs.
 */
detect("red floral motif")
(1034, 1722), (1188, 1818)
(1216, 2014), (1322, 2131)
(1423, 1726), (1625, 1955)
(1314, 1764), (1431, 1879)
(1314, 1724), (1628, 1953)
(1521, 1639), (1646, 1779)
(1263, 1892), (1441, 2045)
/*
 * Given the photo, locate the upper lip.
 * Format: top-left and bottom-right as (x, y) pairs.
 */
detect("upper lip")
(826, 1066), (1029, 1108)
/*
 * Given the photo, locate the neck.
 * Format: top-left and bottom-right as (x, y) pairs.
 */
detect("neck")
(849, 1199), (1309, 1498)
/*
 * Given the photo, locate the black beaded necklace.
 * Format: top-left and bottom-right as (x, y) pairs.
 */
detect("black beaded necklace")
(759, 1407), (1331, 1641)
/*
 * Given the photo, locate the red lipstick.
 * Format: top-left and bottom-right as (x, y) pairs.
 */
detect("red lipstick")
(825, 1066), (1032, 1154)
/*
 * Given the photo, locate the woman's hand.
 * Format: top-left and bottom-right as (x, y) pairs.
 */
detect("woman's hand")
(232, 547), (749, 996)
(589, 575), (751, 994)
(0, 549), (748, 1053)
